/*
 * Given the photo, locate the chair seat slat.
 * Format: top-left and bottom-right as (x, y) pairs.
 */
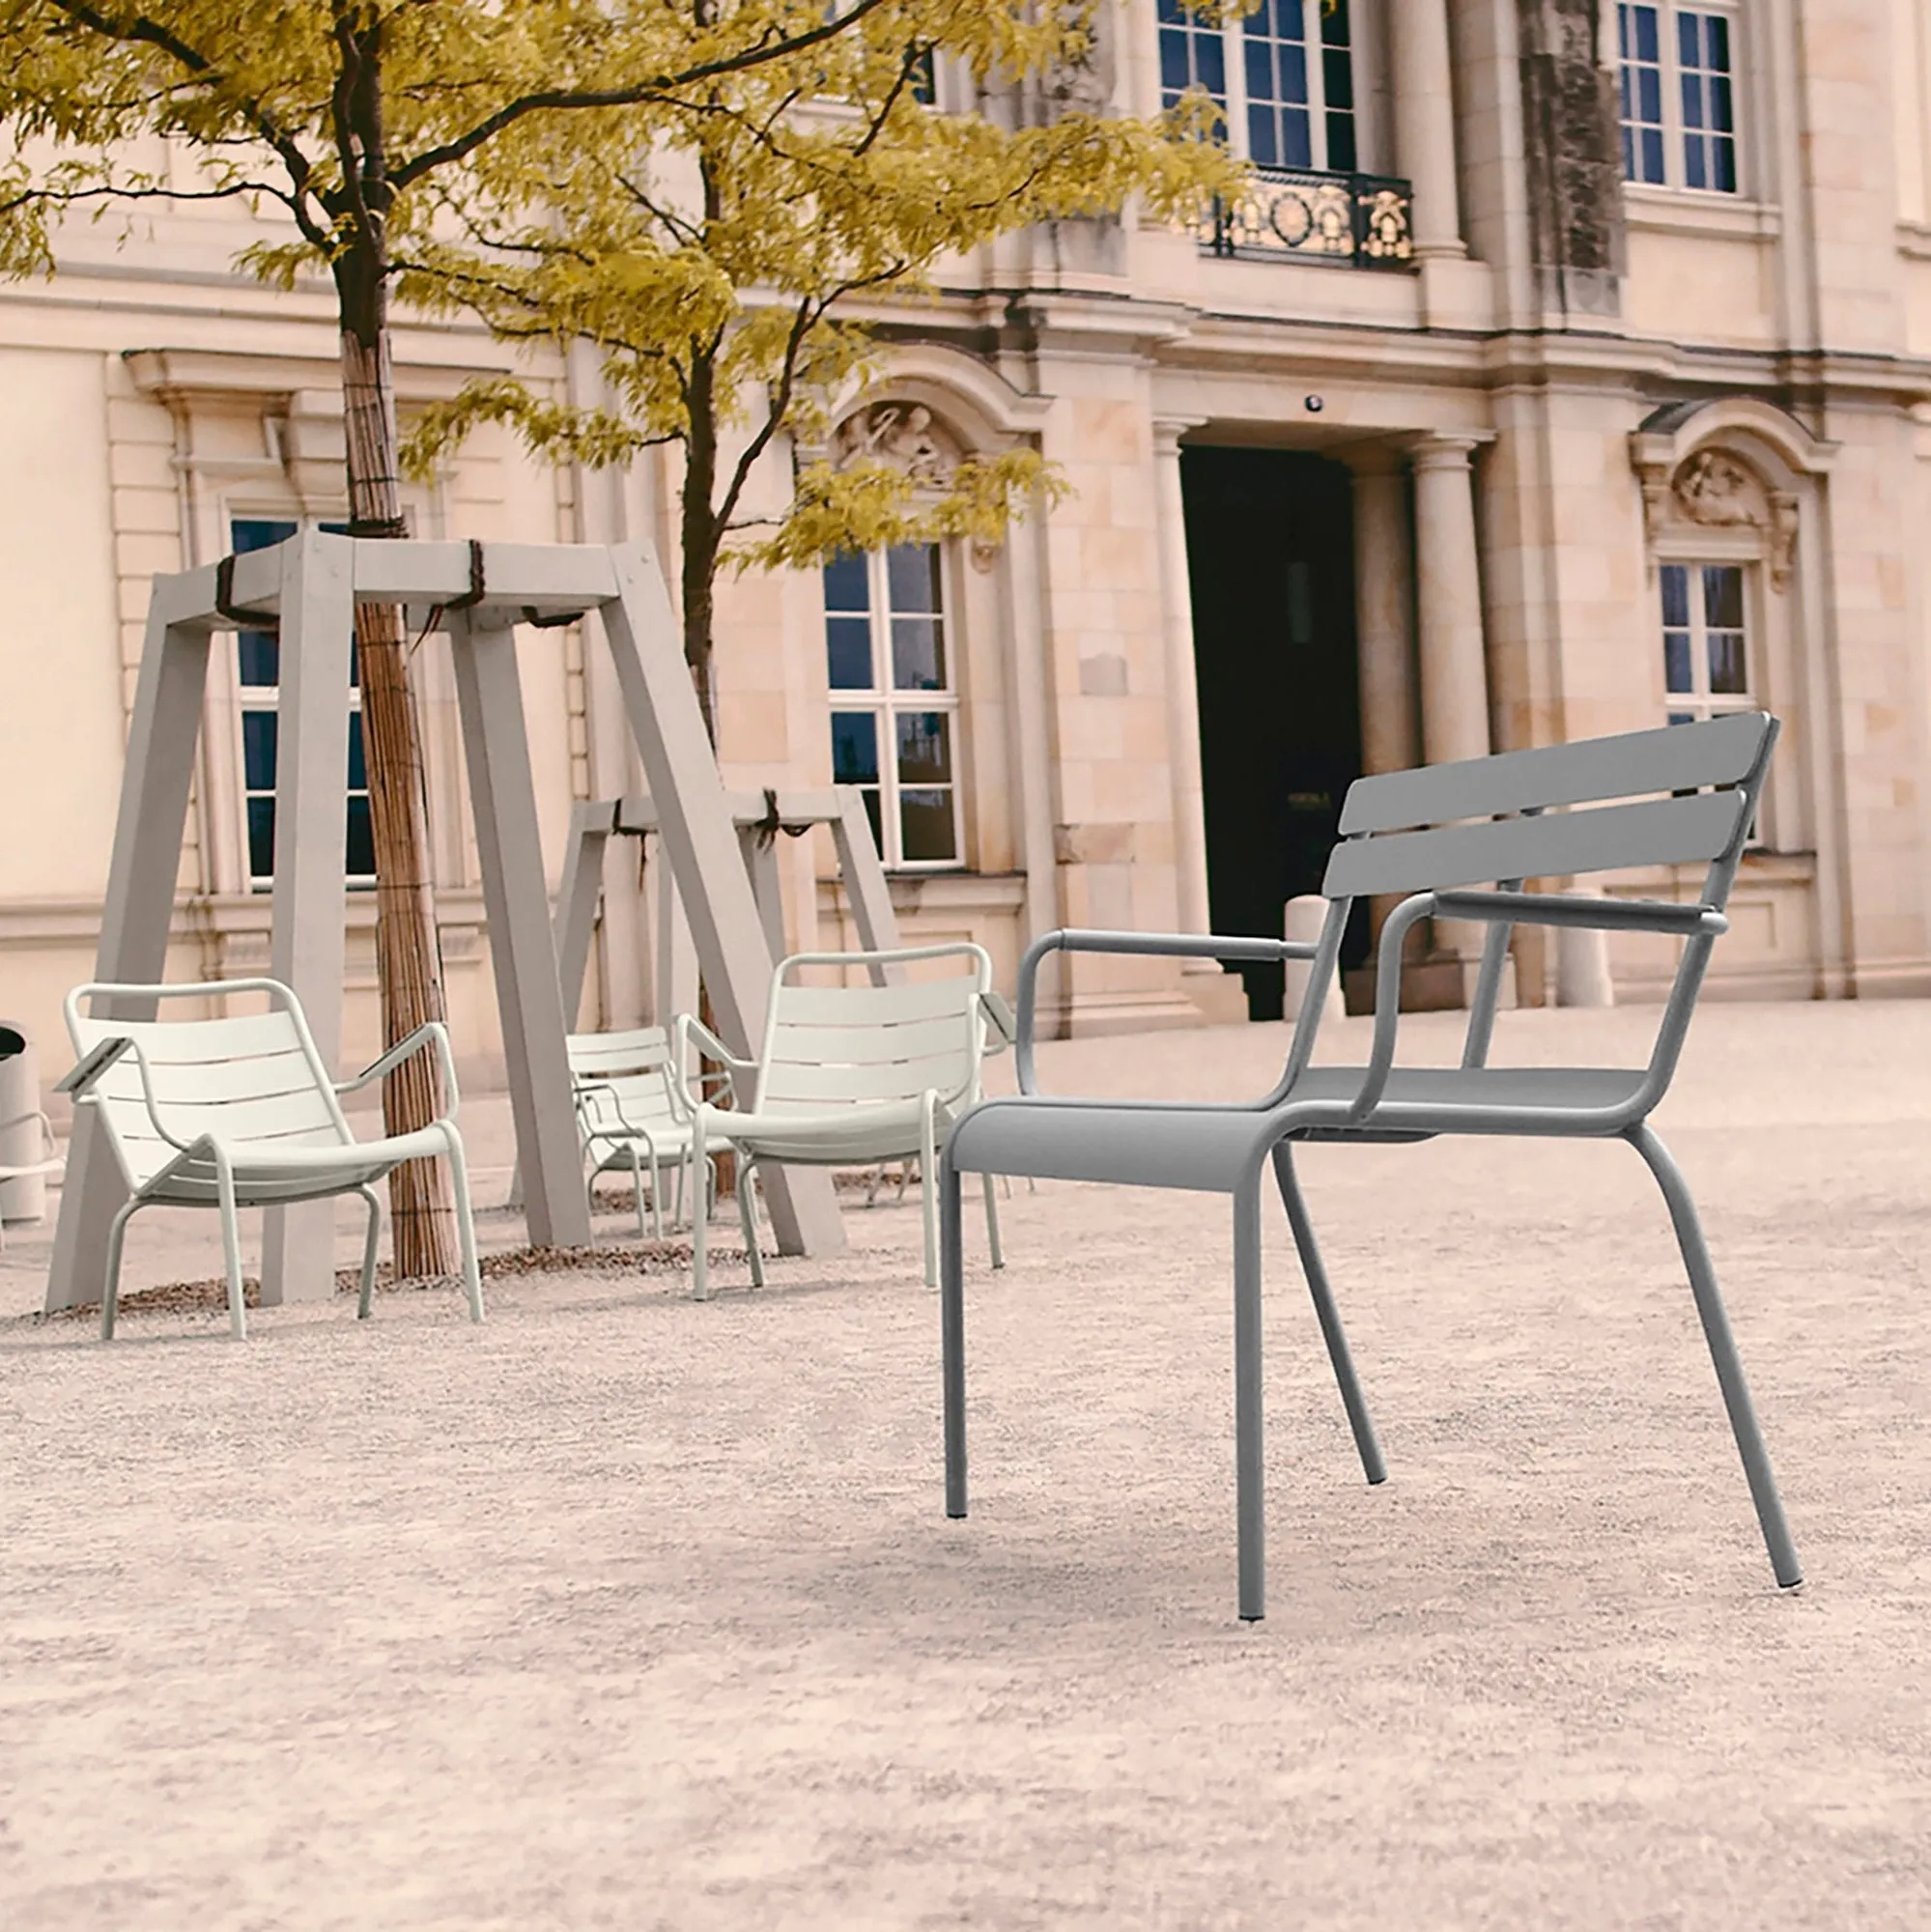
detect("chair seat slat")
(1322, 790), (1746, 901)
(763, 1054), (973, 1107)
(1338, 712), (1771, 833)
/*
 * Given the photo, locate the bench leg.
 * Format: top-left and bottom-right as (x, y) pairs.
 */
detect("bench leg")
(1626, 1123), (1802, 1589)
(356, 1184), (383, 1319)
(1271, 1143), (1386, 1486)
(941, 1153), (968, 1520)
(1233, 1172), (1266, 1622)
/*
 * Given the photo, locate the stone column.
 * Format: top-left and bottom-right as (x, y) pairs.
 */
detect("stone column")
(1392, 0), (1466, 258)
(1152, 418), (1211, 938)
(1350, 447), (1419, 780)
(1411, 434), (1493, 983)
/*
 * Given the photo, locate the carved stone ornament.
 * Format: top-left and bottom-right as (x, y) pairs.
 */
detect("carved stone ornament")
(829, 402), (960, 485)
(1634, 442), (1799, 592)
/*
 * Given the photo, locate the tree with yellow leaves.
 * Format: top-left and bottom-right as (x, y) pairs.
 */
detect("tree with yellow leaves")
(400, 8), (1237, 740)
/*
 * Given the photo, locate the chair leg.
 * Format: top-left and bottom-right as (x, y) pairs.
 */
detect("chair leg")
(648, 1151), (665, 1242)
(356, 1185), (383, 1319)
(736, 1155), (764, 1290)
(1626, 1123), (1801, 1589)
(101, 1198), (140, 1342)
(1233, 1171), (1266, 1622)
(629, 1151), (650, 1242)
(441, 1133), (486, 1324)
(1271, 1142), (1386, 1486)
(941, 1153), (968, 1520)
(691, 1117), (710, 1301)
(920, 1097), (940, 1289)
(981, 1172), (1005, 1271)
(213, 1156), (246, 1341)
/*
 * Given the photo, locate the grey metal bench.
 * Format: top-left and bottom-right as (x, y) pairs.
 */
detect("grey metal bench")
(939, 712), (1798, 1620)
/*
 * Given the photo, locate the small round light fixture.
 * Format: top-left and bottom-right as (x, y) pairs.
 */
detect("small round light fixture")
(1304, 394), (1324, 413)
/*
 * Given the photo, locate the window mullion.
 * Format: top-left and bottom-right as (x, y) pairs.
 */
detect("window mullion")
(1660, 1), (1686, 187)
(1223, 19), (1251, 162)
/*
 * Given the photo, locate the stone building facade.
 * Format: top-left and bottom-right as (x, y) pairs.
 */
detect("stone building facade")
(2, 0), (1930, 1088)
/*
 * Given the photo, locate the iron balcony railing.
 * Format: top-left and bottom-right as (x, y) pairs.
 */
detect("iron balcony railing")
(1192, 166), (1416, 270)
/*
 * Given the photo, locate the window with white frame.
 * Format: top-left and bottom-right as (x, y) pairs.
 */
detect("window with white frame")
(1157, 0), (1357, 173)
(1661, 561), (1752, 724)
(824, 542), (962, 868)
(230, 516), (373, 891)
(1618, 2), (1740, 193)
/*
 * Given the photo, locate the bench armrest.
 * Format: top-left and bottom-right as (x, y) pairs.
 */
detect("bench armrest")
(336, 1020), (461, 1120)
(1015, 928), (1317, 1094)
(1433, 889), (1728, 936)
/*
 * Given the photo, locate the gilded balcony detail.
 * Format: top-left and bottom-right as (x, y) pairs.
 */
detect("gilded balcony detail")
(1191, 167), (1416, 269)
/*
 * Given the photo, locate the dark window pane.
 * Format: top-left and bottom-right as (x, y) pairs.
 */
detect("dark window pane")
(347, 710), (366, 789)
(1197, 32), (1225, 99)
(1711, 74), (1734, 132)
(831, 711), (880, 786)
(1280, 0), (1304, 38)
(1320, 0), (1350, 49)
(1159, 31), (1191, 101)
(886, 542), (941, 615)
(345, 794), (375, 879)
(822, 551), (869, 614)
(1702, 565), (1744, 629)
(1622, 125), (1637, 179)
(1708, 14), (1729, 71)
(827, 616), (874, 691)
(1324, 45), (1353, 113)
(1284, 104), (1313, 168)
(1282, 44), (1308, 108)
(1685, 132), (1708, 190)
(1664, 630), (1692, 694)
(246, 796), (276, 882)
(1668, 710), (1696, 728)
(1634, 4), (1658, 62)
(895, 710), (953, 786)
(1708, 633), (1747, 696)
(1678, 8), (1699, 67)
(1245, 34), (1272, 106)
(237, 630), (279, 687)
(1641, 127), (1665, 182)
(241, 709), (278, 790)
(1660, 564), (1690, 628)
(349, 638), (359, 689)
(231, 517), (298, 554)
(1619, 2), (1633, 59)
(898, 788), (957, 864)
(1325, 108), (1356, 173)
(1713, 135), (1736, 193)
(892, 615), (946, 692)
(1249, 105), (1278, 166)
(1682, 73), (1705, 132)
(859, 787), (884, 859)
(1638, 68), (1661, 123)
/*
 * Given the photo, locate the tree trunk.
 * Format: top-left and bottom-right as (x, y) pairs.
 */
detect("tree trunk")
(340, 298), (459, 1281)
(681, 347), (721, 746)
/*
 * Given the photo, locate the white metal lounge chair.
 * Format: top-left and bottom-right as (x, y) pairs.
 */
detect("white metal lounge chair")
(673, 943), (1011, 1300)
(569, 1024), (713, 1239)
(939, 713), (1799, 1620)
(60, 979), (483, 1339)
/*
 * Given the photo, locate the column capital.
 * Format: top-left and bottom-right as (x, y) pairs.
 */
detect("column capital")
(1150, 414), (1207, 457)
(1408, 431), (1495, 471)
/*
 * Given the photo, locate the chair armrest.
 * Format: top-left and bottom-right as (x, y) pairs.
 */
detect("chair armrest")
(0, 1108), (61, 1168)
(336, 1020), (461, 1120)
(979, 990), (1016, 1055)
(58, 1034), (205, 1153)
(572, 1078), (669, 1151)
(1014, 928), (1318, 1094)
(1346, 892), (1439, 1124)
(671, 1013), (756, 1115)
(1433, 889), (1728, 936)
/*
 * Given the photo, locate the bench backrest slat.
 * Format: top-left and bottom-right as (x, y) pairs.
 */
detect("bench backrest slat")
(1322, 789), (1747, 900)
(1338, 712), (1772, 835)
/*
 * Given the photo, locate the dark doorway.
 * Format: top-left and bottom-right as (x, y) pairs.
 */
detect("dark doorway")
(1181, 446), (1370, 1020)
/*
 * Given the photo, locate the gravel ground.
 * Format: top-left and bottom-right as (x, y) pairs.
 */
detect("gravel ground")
(2, 1000), (1928, 1929)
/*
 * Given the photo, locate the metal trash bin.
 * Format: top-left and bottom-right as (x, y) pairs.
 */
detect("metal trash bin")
(0, 1021), (48, 1223)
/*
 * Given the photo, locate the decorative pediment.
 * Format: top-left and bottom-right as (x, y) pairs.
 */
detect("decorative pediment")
(829, 401), (963, 485)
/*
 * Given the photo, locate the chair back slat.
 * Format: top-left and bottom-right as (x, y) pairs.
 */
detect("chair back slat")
(762, 977), (980, 1112)
(774, 978), (980, 1028)
(567, 1028), (684, 1136)
(1322, 790), (1746, 901)
(1338, 712), (1773, 834)
(70, 1003), (346, 1187)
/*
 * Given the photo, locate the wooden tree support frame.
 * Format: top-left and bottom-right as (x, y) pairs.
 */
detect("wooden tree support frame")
(507, 786), (905, 1212)
(45, 534), (844, 1314)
